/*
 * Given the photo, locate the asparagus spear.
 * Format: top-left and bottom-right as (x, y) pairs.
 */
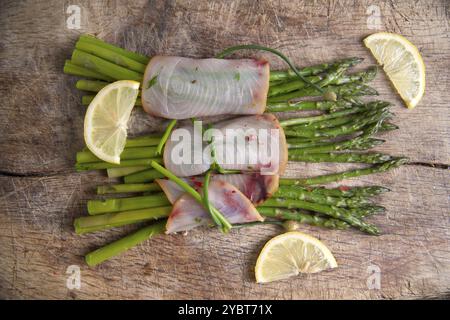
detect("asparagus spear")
(288, 102), (389, 131)
(268, 74), (323, 97)
(64, 60), (114, 82)
(276, 184), (390, 198)
(79, 34), (150, 65)
(76, 146), (158, 163)
(288, 152), (393, 164)
(85, 220), (166, 267)
(280, 157), (408, 186)
(76, 79), (110, 92)
(75, 40), (147, 73)
(87, 193), (170, 215)
(266, 99), (356, 113)
(268, 63), (347, 98)
(71, 49), (143, 81)
(107, 166), (150, 178)
(269, 65), (376, 98)
(97, 183), (161, 195)
(258, 207), (350, 230)
(287, 137), (385, 154)
(95, 181), (390, 199)
(279, 102), (383, 127)
(268, 57), (362, 82)
(285, 110), (391, 138)
(259, 198), (379, 234)
(334, 66), (378, 85)
(273, 186), (372, 207)
(74, 206), (171, 234)
(124, 169), (165, 184)
(75, 158), (162, 171)
(268, 82), (378, 103)
(125, 134), (162, 147)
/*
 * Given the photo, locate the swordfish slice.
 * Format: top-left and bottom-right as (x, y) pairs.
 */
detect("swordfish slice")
(155, 173), (279, 205)
(163, 114), (288, 177)
(141, 56), (270, 119)
(165, 180), (264, 234)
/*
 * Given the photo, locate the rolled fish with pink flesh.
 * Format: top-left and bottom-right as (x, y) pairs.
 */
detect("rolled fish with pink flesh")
(165, 180), (264, 234)
(155, 173), (279, 205)
(141, 56), (270, 119)
(163, 114), (288, 177)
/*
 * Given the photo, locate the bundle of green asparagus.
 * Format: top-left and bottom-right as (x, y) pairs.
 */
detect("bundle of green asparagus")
(64, 35), (408, 266)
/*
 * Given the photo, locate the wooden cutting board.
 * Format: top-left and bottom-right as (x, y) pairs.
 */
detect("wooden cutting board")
(0, 0), (449, 299)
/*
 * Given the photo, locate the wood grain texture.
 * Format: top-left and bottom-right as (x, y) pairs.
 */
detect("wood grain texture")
(0, 0), (449, 299)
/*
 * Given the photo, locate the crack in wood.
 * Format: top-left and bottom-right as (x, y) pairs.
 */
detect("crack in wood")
(0, 169), (74, 178)
(406, 162), (450, 170)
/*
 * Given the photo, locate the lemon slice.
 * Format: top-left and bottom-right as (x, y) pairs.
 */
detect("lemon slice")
(364, 32), (425, 108)
(255, 231), (337, 283)
(84, 80), (140, 164)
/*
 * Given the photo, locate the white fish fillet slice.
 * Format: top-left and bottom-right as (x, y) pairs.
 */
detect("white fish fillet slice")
(141, 56), (270, 119)
(165, 180), (264, 234)
(156, 173), (279, 205)
(163, 114), (288, 177)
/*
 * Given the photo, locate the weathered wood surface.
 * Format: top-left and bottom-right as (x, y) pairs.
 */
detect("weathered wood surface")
(0, 0), (449, 299)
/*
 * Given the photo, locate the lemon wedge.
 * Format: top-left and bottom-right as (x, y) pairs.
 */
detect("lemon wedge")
(255, 231), (337, 283)
(84, 80), (140, 164)
(364, 32), (425, 108)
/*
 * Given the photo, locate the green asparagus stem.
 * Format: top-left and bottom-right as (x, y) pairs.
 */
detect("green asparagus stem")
(266, 100), (342, 113)
(150, 161), (232, 232)
(287, 140), (332, 149)
(280, 102), (386, 127)
(334, 66), (378, 85)
(288, 101), (389, 131)
(97, 183), (161, 194)
(71, 49), (143, 81)
(268, 74), (323, 97)
(85, 220), (166, 267)
(268, 57), (363, 82)
(125, 134), (162, 147)
(87, 193), (170, 215)
(123, 169), (165, 183)
(76, 146), (158, 163)
(107, 166), (150, 178)
(64, 60), (114, 82)
(97, 182), (388, 200)
(75, 206), (171, 234)
(348, 205), (386, 218)
(76, 79), (144, 98)
(284, 109), (390, 138)
(280, 157), (408, 186)
(259, 198), (379, 234)
(290, 113), (363, 131)
(79, 34), (150, 65)
(258, 207), (349, 229)
(268, 82), (378, 103)
(76, 79), (110, 92)
(268, 63), (348, 97)
(276, 184), (390, 198)
(379, 122), (399, 132)
(76, 40), (147, 73)
(289, 152), (393, 164)
(75, 158), (162, 171)
(273, 186), (372, 207)
(288, 137), (385, 154)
